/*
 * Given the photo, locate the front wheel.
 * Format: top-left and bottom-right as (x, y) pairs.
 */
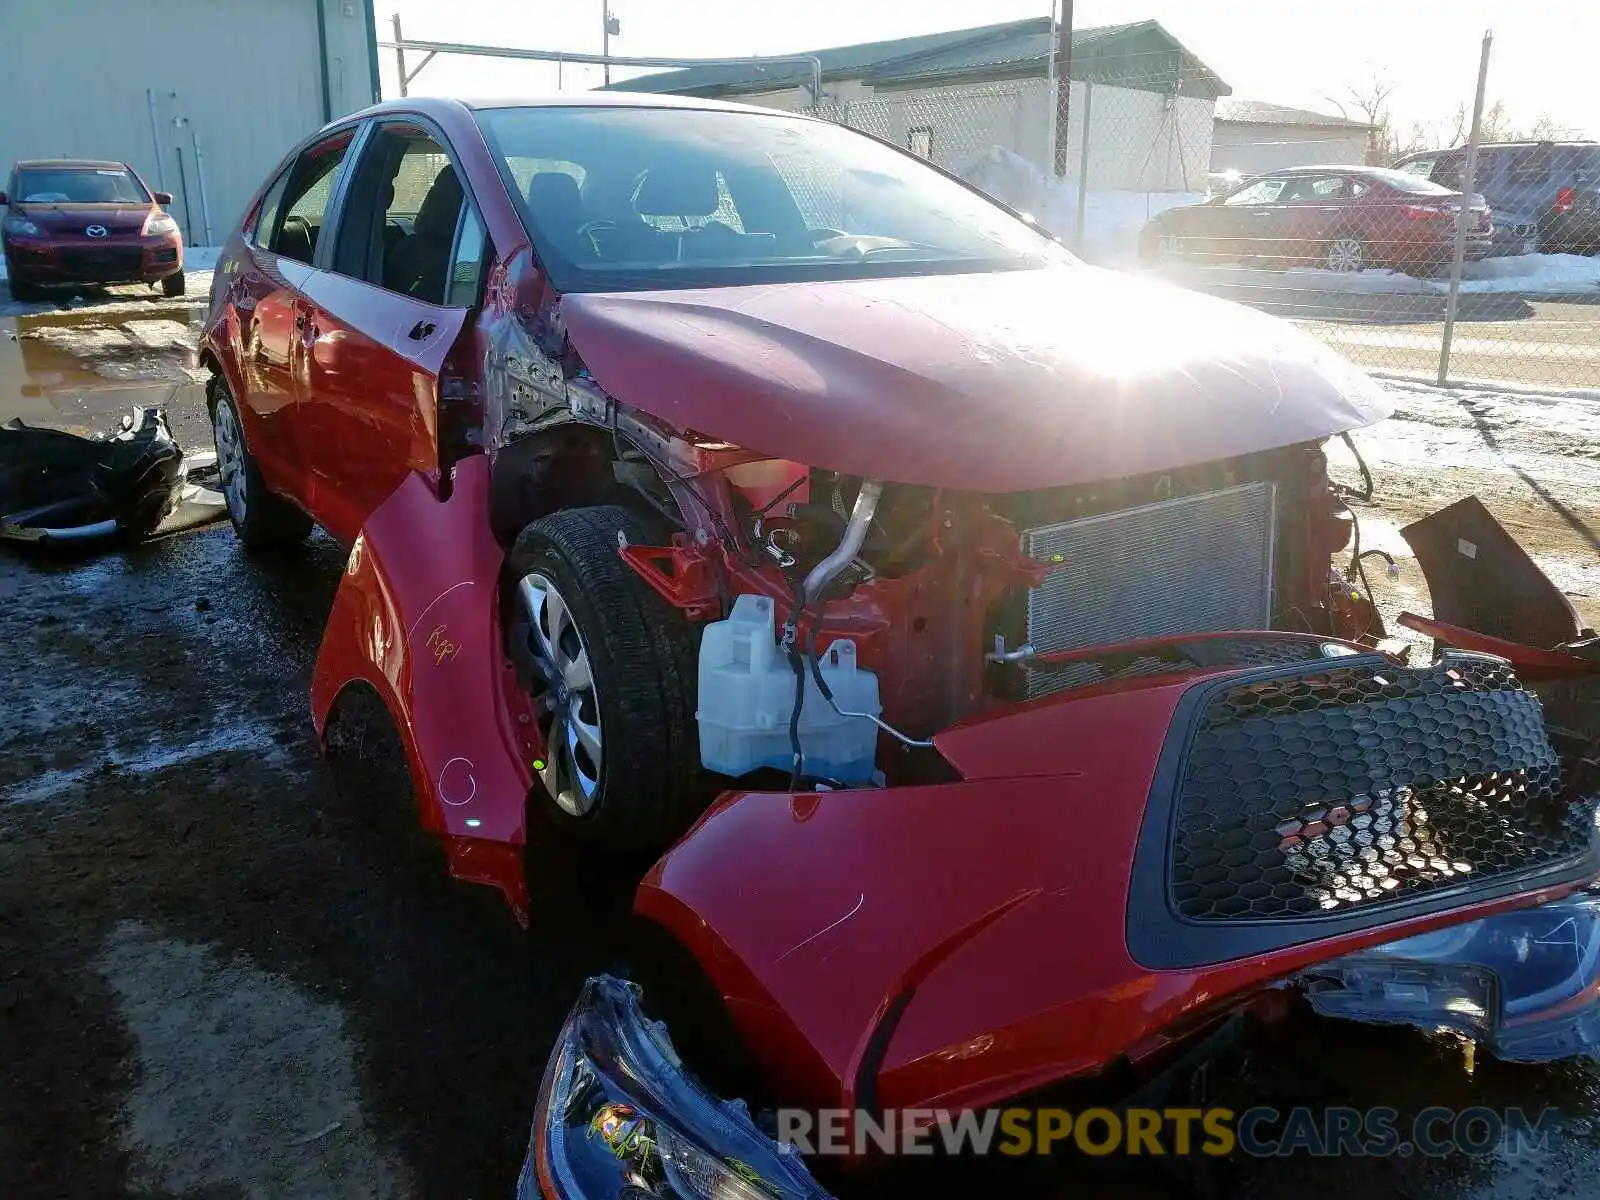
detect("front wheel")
(1324, 235), (1367, 273)
(161, 271), (186, 297)
(507, 506), (703, 855)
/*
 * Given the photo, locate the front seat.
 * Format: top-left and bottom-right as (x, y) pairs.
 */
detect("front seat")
(525, 171), (588, 261)
(386, 166), (464, 301)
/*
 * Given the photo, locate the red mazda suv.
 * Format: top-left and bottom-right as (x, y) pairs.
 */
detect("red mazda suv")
(2, 158), (185, 301)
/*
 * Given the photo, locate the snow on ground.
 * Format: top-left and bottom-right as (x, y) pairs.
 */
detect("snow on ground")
(957, 146), (1200, 267)
(1158, 253), (1600, 297)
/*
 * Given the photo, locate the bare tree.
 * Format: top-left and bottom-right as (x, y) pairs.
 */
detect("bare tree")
(1329, 71), (1400, 164)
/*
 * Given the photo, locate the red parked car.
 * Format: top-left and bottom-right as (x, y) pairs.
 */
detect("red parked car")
(1141, 165), (1493, 274)
(2, 158), (185, 301)
(201, 97), (1600, 1195)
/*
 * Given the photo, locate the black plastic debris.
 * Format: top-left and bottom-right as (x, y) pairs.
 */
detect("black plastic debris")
(0, 407), (225, 547)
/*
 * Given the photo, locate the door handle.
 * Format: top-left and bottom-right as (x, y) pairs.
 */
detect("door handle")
(408, 320), (437, 341)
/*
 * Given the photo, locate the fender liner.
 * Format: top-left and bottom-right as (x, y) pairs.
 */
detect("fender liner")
(311, 454), (537, 920)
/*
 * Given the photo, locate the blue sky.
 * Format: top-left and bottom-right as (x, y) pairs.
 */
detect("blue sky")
(380, 0), (1596, 139)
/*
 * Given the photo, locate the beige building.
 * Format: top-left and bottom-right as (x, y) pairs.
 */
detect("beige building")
(0, 0), (379, 246)
(610, 18), (1231, 195)
(1211, 100), (1374, 177)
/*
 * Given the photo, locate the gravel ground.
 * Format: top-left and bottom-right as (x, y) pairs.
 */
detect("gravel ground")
(1, 280), (1598, 1199)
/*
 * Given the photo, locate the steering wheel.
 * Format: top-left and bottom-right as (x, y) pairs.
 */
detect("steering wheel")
(576, 219), (618, 258)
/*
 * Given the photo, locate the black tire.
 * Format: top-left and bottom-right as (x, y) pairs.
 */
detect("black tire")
(208, 375), (313, 551)
(161, 271), (186, 297)
(507, 505), (703, 854)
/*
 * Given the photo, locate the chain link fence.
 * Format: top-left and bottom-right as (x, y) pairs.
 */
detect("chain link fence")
(818, 40), (1600, 394)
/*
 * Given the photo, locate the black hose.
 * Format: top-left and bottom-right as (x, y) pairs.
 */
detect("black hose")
(1347, 504), (1376, 610)
(785, 584), (809, 790)
(1338, 431), (1374, 502)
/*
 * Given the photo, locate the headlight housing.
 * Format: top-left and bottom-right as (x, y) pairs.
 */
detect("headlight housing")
(522, 975), (830, 1200)
(4, 215), (41, 237)
(143, 211), (179, 237)
(1301, 891), (1600, 1062)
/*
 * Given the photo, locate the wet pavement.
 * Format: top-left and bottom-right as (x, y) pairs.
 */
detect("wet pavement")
(0, 280), (1598, 1199)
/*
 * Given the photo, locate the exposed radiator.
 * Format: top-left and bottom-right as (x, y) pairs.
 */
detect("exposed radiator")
(1021, 482), (1277, 697)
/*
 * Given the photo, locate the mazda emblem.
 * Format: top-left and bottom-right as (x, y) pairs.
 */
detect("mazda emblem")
(85, 225), (108, 238)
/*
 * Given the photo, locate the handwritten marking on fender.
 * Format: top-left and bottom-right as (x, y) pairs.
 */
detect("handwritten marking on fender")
(438, 757), (478, 807)
(425, 624), (460, 666)
(405, 580), (475, 642)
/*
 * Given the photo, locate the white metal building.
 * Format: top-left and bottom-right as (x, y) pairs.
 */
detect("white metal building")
(0, 0), (379, 247)
(609, 18), (1230, 195)
(1211, 100), (1374, 175)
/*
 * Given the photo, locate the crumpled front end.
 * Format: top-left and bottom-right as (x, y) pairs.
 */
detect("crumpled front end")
(519, 975), (829, 1200)
(636, 648), (1600, 1116)
(1303, 890), (1600, 1063)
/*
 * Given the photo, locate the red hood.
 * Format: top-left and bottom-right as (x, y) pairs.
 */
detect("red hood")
(17, 203), (149, 235)
(561, 265), (1390, 492)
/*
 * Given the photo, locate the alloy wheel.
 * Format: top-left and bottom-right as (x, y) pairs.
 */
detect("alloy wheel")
(213, 400), (248, 522)
(516, 571), (604, 816)
(1326, 237), (1365, 273)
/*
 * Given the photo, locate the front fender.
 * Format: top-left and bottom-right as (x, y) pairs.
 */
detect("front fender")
(311, 454), (536, 919)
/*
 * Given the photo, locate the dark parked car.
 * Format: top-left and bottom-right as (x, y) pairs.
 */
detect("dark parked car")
(1, 158), (184, 301)
(1140, 165), (1491, 274)
(1394, 140), (1600, 256)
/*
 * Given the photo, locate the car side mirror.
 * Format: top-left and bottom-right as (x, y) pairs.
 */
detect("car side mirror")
(152, 191), (173, 206)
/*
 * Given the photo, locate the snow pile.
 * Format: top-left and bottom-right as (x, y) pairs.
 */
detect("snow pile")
(1156, 252), (1600, 297)
(958, 146), (1201, 266)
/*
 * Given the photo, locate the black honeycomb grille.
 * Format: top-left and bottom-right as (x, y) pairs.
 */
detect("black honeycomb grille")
(1171, 657), (1596, 921)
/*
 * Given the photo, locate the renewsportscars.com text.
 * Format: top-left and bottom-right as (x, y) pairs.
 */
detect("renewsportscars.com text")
(777, 1105), (1557, 1158)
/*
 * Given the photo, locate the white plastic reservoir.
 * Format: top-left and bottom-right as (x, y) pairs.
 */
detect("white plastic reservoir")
(697, 594), (882, 784)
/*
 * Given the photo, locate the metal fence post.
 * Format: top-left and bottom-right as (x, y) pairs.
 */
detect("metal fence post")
(1438, 30), (1493, 387)
(392, 13), (408, 97)
(1074, 80), (1093, 251)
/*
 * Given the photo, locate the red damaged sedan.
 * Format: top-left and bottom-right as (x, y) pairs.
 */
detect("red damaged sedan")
(2, 158), (185, 301)
(200, 97), (1600, 1195)
(1140, 164), (1493, 274)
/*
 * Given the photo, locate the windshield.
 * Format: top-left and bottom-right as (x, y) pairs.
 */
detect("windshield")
(14, 167), (149, 204)
(474, 104), (1070, 291)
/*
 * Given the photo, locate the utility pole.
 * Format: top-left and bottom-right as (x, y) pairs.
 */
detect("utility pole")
(1439, 30), (1493, 387)
(1053, 0), (1073, 177)
(392, 13), (408, 97)
(603, 5), (620, 85)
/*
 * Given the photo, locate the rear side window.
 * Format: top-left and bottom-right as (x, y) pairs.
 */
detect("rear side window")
(1225, 178), (1287, 205)
(250, 168), (291, 249)
(1563, 147), (1600, 185)
(1507, 146), (1549, 185)
(269, 130), (355, 265)
(1431, 156), (1465, 190)
(1397, 157), (1435, 179)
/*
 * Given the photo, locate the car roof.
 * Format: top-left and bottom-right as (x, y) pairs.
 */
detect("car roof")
(1399, 141), (1599, 157)
(346, 92), (817, 122)
(14, 158), (131, 171)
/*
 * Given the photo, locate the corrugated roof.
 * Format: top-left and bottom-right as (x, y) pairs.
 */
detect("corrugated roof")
(607, 18), (1229, 100)
(1214, 99), (1372, 129)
